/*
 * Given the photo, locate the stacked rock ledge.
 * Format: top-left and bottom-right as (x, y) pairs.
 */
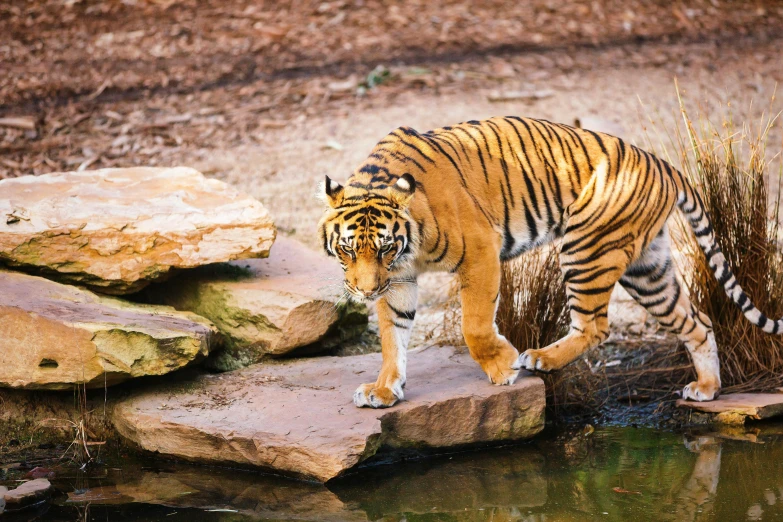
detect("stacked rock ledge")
(147, 236), (368, 370)
(0, 270), (218, 390)
(0, 167), (276, 294)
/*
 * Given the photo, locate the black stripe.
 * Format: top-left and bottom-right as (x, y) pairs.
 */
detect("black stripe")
(621, 280), (669, 297)
(693, 224), (712, 238)
(427, 219), (442, 254)
(717, 265), (732, 286)
(387, 150), (426, 173)
(499, 183), (515, 259)
(568, 283), (616, 296)
(388, 304), (416, 320)
(486, 120), (515, 208)
(420, 133), (495, 225)
(503, 118), (542, 219)
(648, 259), (671, 284)
(453, 126), (490, 183)
(569, 266), (619, 284)
(570, 303), (609, 316)
(429, 233), (450, 263)
(642, 294), (669, 309)
(660, 283), (681, 317)
(450, 240), (467, 273)
(393, 135), (435, 164)
(524, 206), (538, 243)
(759, 314), (769, 329)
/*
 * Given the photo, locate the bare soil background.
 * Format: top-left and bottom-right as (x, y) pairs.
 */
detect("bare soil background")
(2, 0), (783, 184)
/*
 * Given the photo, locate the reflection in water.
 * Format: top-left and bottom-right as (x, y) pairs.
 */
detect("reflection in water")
(15, 426), (783, 521)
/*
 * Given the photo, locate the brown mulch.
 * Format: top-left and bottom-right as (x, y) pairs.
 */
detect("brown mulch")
(1, 0), (782, 178)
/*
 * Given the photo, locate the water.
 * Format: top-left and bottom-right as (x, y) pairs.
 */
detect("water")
(4, 425), (783, 521)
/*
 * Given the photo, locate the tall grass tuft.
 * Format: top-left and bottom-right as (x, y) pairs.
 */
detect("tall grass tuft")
(495, 247), (582, 409)
(672, 94), (783, 393)
(496, 247), (569, 355)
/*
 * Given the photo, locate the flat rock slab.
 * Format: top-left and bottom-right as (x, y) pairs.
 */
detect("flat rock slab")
(3, 479), (52, 509)
(0, 270), (217, 390)
(149, 236), (367, 370)
(113, 346), (545, 482)
(0, 167), (275, 294)
(677, 393), (783, 423)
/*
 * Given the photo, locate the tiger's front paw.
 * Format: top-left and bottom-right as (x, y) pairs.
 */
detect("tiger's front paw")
(514, 348), (559, 373)
(682, 381), (720, 402)
(353, 382), (403, 408)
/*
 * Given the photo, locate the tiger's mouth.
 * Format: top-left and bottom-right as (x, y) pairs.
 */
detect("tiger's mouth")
(344, 280), (390, 301)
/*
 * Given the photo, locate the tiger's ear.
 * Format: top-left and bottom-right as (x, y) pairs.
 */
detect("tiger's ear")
(323, 175), (344, 207)
(388, 173), (416, 208)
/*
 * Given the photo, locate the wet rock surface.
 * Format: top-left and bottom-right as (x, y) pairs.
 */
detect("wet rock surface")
(2, 478), (52, 510)
(0, 167), (275, 294)
(112, 345), (545, 482)
(72, 468), (365, 522)
(148, 236), (367, 370)
(0, 270), (217, 390)
(677, 393), (783, 423)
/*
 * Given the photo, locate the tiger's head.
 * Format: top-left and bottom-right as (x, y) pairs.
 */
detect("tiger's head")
(318, 173), (418, 301)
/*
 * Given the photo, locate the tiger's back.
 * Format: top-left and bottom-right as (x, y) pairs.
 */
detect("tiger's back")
(354, 117), (679, 267)
(319, 116), (783, 409)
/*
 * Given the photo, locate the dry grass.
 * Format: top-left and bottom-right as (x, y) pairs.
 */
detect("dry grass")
(496, 247), (569, 353)
(671, 91), (783, 393)
(495, 247), (581, 411)
(37, 383), (105, 468)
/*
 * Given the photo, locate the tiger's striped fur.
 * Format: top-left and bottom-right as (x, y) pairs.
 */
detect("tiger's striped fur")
(318, 116), (783, 408)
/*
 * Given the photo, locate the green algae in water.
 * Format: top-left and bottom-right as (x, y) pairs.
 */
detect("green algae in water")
(4, 426), (783, 521)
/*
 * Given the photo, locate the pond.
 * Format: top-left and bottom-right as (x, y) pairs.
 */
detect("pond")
(3, 425), (783, 521)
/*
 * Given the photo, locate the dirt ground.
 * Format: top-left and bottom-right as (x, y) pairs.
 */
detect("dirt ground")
(3, 1), (783, 408)
(3, 1), (783, 186)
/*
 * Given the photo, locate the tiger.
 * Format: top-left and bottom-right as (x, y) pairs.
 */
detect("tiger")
(317, 116), (783, 409)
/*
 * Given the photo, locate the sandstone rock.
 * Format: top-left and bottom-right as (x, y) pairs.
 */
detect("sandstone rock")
(677, 393), (783, 423)
(0, 270), (217, 390)
(3, 479), (52, 509)
(0, 167), (275, 294)
(0, 486), (6, 513)
(148, 236), (367, 370)
(113, 346), (545, 482)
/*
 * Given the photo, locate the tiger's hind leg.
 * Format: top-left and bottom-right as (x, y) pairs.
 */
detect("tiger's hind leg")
(619, 228), (720, 401)
(515, 246), (631, 373)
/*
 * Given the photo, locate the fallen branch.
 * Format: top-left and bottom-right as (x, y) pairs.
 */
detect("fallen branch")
(0, 116), (36, 130)
(487, 89), (555, 102)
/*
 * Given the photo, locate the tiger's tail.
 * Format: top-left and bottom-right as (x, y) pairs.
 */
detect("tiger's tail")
(677, 178), (783, 334)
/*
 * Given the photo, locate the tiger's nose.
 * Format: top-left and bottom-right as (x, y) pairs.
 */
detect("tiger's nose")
(362, 288), (379, 297)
